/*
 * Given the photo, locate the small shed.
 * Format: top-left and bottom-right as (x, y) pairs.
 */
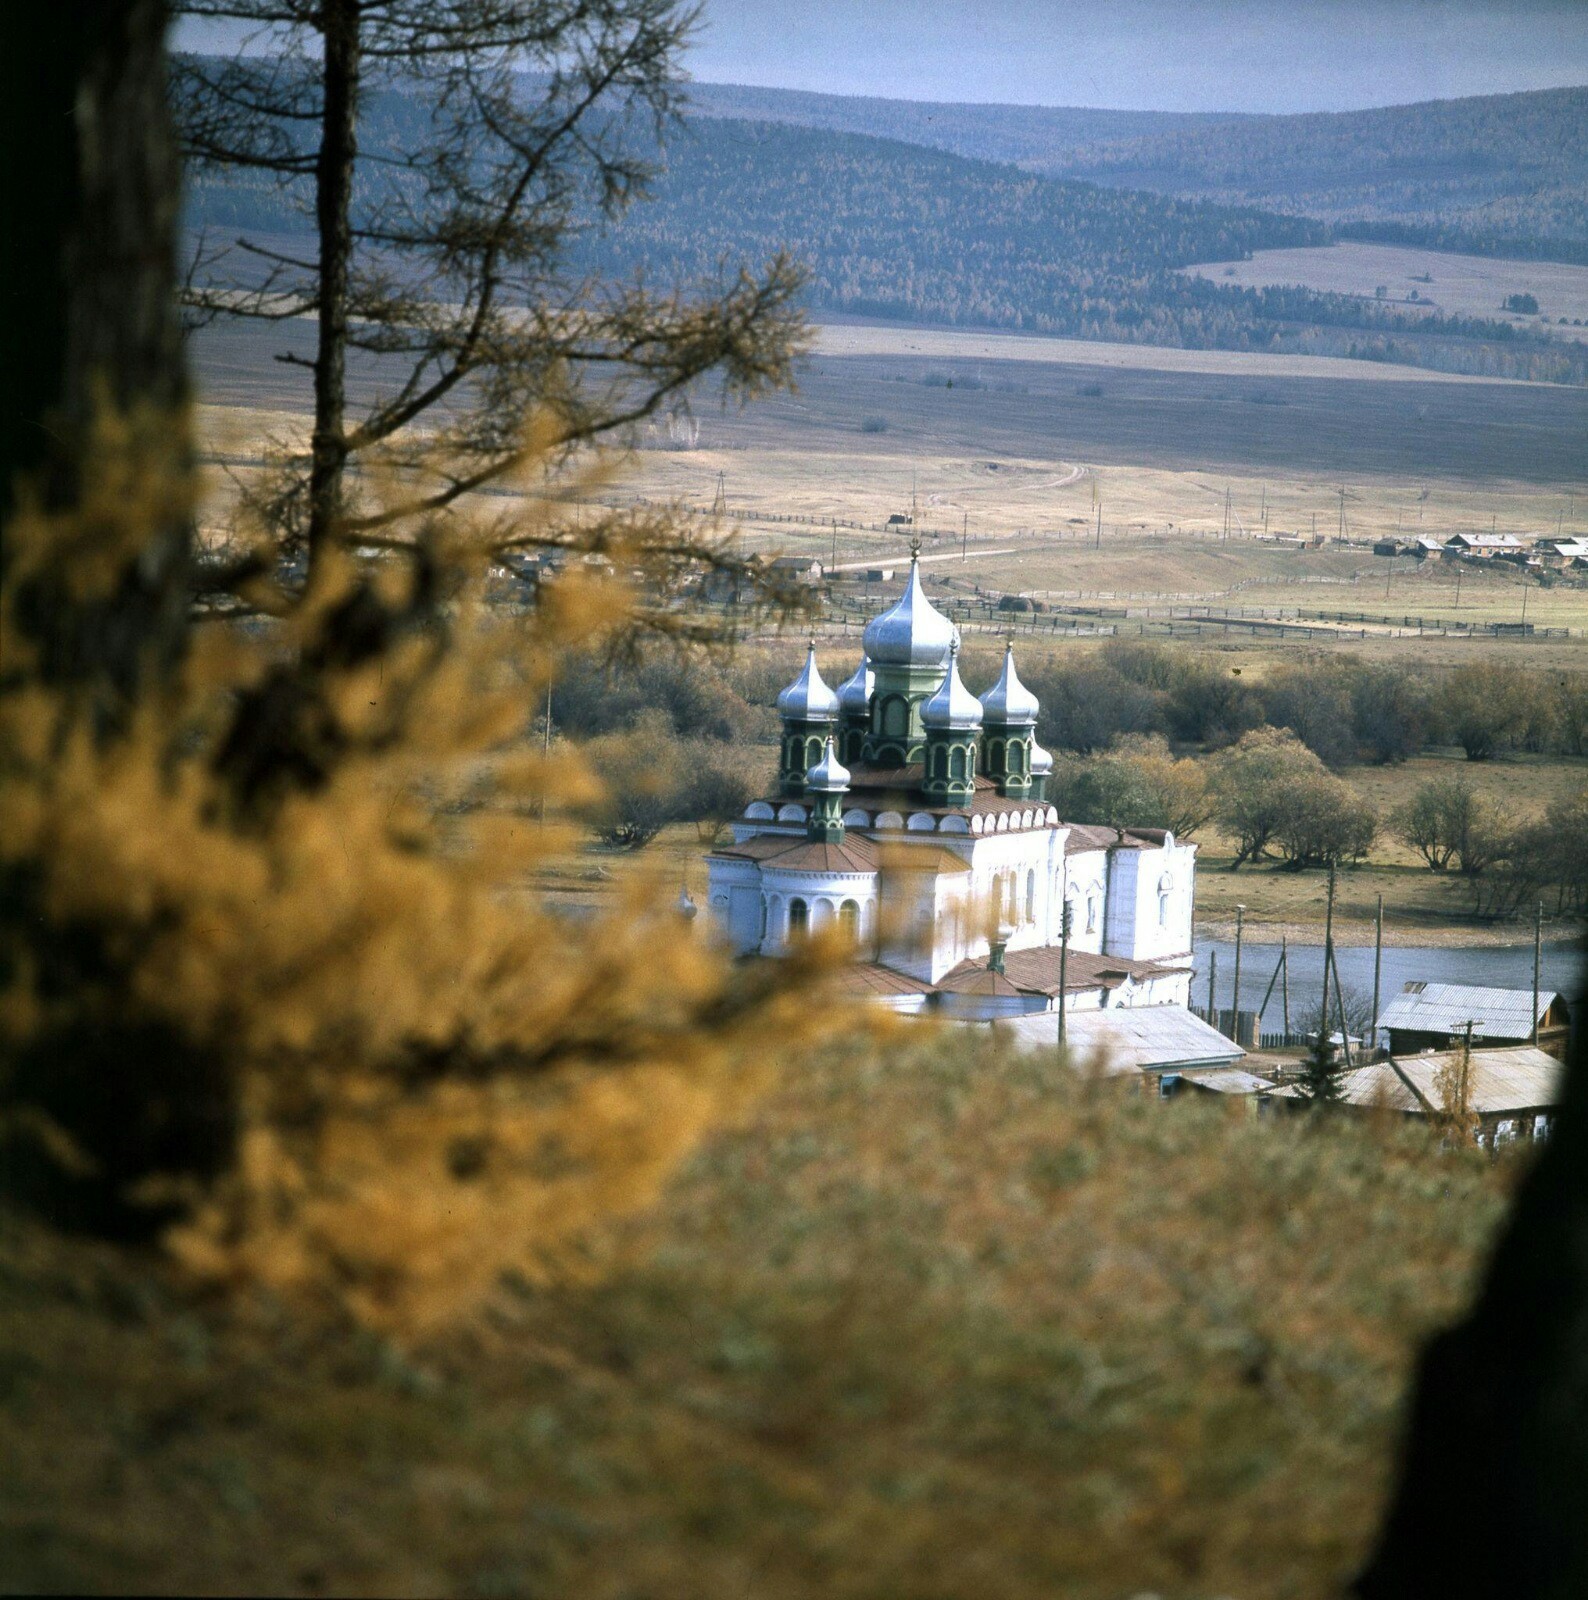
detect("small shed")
(769, 555), (824, 584)
(1373, 539), (1403, 557)
(1376, 981), (1569, 1060)
(1410, 537), (1446, 560)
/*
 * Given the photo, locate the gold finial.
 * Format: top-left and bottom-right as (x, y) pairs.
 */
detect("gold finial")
(909, 533), (922, 560)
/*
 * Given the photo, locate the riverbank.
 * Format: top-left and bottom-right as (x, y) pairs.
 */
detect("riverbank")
(1194, 916), (1580, 949)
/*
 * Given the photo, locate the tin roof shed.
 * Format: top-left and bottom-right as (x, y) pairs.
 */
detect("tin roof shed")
(1376, 981), (1558, 1042)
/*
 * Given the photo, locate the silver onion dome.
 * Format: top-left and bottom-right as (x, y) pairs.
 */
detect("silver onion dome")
(776, 641), (839, 721)
(861, 552), (958, 667)
(1030, 738), (1054, 776)
(979, 642), (1040, 725)
(805, 736), (851, 793)
(836, 653), (874, 714)
(921, 639), (984, 731)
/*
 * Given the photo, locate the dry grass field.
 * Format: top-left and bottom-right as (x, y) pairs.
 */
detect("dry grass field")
(1185, 240), (1588, 339)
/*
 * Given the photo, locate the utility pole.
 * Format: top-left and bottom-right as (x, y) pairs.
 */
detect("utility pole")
(1320, 864), (1337, 1050)
(1339, 484), (1347, 539)
(1095, 498), (1103, 550)
(1455, 565), (1462, 610)
(962, 509), (968, 562)
(831, 517), (838, 574)
(1521, 583), (1529, 626)
(1057, 901), (1072, 1051)
(1280, 934), (1291, 1039)
(1207, 947), (1218, 1032)
(1231, 904), (1245, 1046)
(711, 470), (726, 517)
(1372, 893), (1384, 1060)
(1260, 482), (1267, 533)
(540, 678), (553, 824)
(1533, 901), (1543, 1046)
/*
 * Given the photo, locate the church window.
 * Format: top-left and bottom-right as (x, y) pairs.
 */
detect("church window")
(949, 745), (966, 781)
(839, 900), (860, 944)
(882, 696), (907, 737)
(788, 898), (809, 941)
(1025, 869), (1036, 923)
(1158, 891), (1170, 928)
(806, 736), (823, 768)
(1086, 894), (1098, 934)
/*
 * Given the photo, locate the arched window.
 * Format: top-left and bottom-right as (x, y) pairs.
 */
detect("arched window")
(806, 736), (823, 768)
(1011, 741), (1025, 775)
(839, 900), (860, 944)
(788, 898), (809, 941)
(949, 745), (966, 780)
(882, 696), (908, 737)
(1159, 892), (1170, 928)
(1086, 894), (1098, 934)
(1025, 869), (1037, 923)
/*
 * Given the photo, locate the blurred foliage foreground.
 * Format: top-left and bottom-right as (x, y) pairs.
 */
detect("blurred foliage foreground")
(0, 1033), (1512, 1598)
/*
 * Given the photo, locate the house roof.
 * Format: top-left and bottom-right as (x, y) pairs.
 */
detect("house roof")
(830, 961), (936, 998)
(1268, 1046), (1563, 1116)
(1377, 981), (1559, 1040)
(947, 946), (1192, 998)
(711, 834), (880, 873)
(935, 963), (1025, 997)
(1177, 1068), (1276, 1095)
(994, 1004), (1245, 1073)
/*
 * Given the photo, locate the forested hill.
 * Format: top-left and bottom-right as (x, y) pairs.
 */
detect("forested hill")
(674, 81), (1244, 170)
(680, 82), (1588, 265)
(181, 78), (1588, 384)
(575, 119), (1327, 341)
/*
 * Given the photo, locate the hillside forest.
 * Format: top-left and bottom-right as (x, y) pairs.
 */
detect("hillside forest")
(180, 70), (1588, 386)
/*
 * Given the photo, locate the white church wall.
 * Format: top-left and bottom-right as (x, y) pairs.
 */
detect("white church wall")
(1059, 846), (1109, 955)
(1104, 840), (1196, 964)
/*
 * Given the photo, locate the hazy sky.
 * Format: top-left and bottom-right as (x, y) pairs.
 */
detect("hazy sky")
(685, 0), (1588, 112)
(175, 1), (1588, 115)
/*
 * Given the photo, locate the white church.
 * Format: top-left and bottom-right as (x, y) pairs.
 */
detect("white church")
(703, 550), (1233, 1063)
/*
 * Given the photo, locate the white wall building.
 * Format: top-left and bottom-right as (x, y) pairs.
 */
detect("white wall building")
(704, 549), (1198, 1024)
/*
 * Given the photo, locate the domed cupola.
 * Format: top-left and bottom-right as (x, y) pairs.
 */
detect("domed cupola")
(920, 638), (982, 807)
(860, 545), (963, 767)
(776, 641), (839, 797)
(1029, 737), (1054, 804)
(862, 548), (958, 668)
(804, 735), (851, 843)
(776, 641), (839, 720)
(835, 654), (874, 764)
(980, 641), (1041, 799)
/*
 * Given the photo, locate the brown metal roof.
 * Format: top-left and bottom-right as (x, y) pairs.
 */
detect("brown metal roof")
(987, 946), (1191, 998)
(935, 963), (1025, 997)
(830, 961), (936, 997)
(761, 837), (880, 873)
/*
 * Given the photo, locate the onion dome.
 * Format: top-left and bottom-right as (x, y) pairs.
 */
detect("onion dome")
(676, 881), (698, 921)
(862, 550), (958, 667)
(836, 654), (874, 714)
(776, 641), (839, 721)
(804, 736), (851, 794)
(980, 642), (1040, 725)
(921, 639), (984, 731)
(1030, 738), (1054, 777)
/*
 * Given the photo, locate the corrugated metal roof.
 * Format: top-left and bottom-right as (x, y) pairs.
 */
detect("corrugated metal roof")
(1265, 1046), (1562, 1115)
(995, 1005), (1245, 1073)
(1178, 1069), (1275, 1095)
(1377, 981), (1558, 1041)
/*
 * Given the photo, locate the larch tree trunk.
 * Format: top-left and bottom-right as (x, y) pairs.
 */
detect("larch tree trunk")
(306, 0), (362, 573)
(1, 0), (191, 712)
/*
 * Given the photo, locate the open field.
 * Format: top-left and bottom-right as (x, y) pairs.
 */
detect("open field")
(1185, 241), (1588, 339)
(193, 312), (1588, 656)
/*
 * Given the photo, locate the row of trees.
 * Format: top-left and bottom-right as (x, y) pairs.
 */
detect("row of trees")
(1051, 729), (1378, 869)
(1026, 645), (1588, 768)
(1396, 776), (1588, 918)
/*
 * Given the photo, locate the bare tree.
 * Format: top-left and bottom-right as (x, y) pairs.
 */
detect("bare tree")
(176, 0), (807, 584)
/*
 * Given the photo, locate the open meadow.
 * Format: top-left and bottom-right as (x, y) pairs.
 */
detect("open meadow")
(1185, 240), (1588, 339)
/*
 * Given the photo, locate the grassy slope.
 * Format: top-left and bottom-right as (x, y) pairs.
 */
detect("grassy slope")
(0, 1034), (1512, 1598)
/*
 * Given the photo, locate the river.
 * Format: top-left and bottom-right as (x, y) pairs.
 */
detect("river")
(1191, 936), (1585, 1031)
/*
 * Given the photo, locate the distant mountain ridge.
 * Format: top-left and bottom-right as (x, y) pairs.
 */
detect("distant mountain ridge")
(679, 81), (1588, 263)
